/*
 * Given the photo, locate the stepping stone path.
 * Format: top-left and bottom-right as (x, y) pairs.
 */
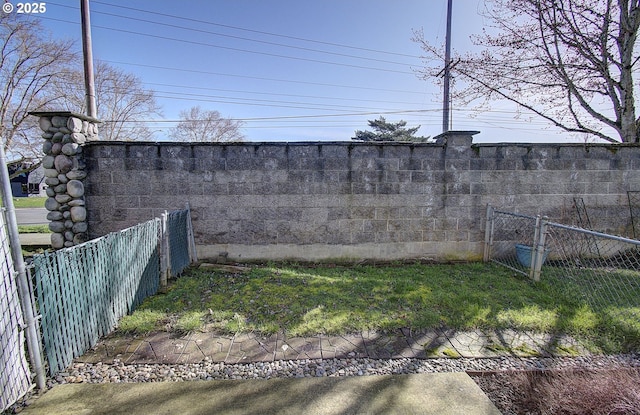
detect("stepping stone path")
(77, 328), (588, 365)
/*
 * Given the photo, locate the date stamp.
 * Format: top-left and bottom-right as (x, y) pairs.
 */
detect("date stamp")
(3, 2), (47, 14)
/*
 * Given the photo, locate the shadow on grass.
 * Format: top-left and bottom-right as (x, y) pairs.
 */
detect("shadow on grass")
(122, 262), (640, 354)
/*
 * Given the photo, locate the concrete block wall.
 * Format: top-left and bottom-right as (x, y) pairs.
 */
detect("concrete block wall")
(473, 143), (640, 235)
(82, 132), (640, 261)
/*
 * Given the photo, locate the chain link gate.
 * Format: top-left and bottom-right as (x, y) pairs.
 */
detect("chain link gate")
(485, 204), (640, 313)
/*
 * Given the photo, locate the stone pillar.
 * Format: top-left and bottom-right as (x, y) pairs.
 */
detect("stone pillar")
(30, 111), (99, 249)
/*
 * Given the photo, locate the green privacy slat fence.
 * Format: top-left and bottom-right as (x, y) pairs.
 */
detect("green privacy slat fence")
(0, 209), (31, 412)
(168, 209), (191, 276)
(33, 218), (161, 375)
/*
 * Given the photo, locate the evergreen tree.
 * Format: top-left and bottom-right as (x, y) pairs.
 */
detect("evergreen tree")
(352, 117), (429, 142)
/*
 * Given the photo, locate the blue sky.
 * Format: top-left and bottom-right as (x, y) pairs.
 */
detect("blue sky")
(29, 0), (580, 143)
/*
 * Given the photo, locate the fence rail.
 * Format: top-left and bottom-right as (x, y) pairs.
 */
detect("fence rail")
(485, 205), (640, 313)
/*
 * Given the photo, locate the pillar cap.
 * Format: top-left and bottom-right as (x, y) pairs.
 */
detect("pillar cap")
(434, 130), (480, 145)
(29, 111), (101, 124)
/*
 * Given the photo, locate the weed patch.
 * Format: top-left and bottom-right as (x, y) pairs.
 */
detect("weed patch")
(117, 310), (165, 334)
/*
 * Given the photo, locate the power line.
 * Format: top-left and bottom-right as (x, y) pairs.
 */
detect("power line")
(36, 2), (572, 139)
(141, 82), (427, 106)
(57, 76), (559, 123)
(100, 109), (436, 123)
(51, 73), (555, 127)
(39, 16), (414, 75)
(152, 94), (392, 112)
(46, 1), (416, 68)
(153, 91), (396, 112)
(89, 0), (419, 59)
(51, 78), (431, 112)
(102, 60), (427, 95)
(51, 76), (427, 102)
(52, 76), (556, 125)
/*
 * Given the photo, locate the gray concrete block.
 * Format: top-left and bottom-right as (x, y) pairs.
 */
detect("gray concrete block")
(318, 144), (349, 158)
(382, 145), (412, 158)
(159, 145), (193, 159)
(287, 144), (320, 159)
(84, 143), (126, 158)
(349, 145), (382, 158)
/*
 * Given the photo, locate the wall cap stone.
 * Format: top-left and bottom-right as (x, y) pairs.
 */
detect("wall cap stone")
(472, 142), (640, 148)
(82, 140), (445, 148)
(29, 111), (102, 124)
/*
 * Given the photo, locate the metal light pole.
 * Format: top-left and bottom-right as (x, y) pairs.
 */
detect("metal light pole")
(81, 0), (97, 118)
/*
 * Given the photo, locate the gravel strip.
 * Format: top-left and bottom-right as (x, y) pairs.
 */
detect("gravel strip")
(49, 353), (640, 386)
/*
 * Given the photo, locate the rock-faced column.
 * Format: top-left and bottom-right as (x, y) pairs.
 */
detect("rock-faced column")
(31, 111), (99, 249)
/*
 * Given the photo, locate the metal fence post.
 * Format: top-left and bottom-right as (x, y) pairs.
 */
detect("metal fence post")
(0, 144), (46, 390)
(529, 216), (541, 280)
(160, 211), (170, 288)
(483, 204), (494, 262)
(185, 203), (198, 263)
(531, 217), (547, 282)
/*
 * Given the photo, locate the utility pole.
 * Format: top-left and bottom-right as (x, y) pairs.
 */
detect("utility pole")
(442, 0), (453, 133)
(81, 0), (97, 118)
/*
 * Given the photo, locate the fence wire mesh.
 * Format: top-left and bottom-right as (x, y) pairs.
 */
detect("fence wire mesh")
(32, 218), (161, 375)
(485, 209), (538, 276)
(0, 208), (31, 412)
(628, 191), (640, 240)
(543, 223), (640, 313)
(486, 205), (640, 319)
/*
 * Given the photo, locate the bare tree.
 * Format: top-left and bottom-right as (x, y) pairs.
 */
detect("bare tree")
(56, 61), (162, 141)
(0, 13), (75, 169)
(414, 0), (640, 143)
(169, 106), (245, 142)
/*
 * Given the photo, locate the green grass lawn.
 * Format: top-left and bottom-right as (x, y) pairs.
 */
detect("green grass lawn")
(6, 196), (46, 209)
(118, 262), (640, 354)
(17, 224), (50, 233)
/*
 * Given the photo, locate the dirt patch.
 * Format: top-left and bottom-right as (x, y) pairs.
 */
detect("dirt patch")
(472, 367), (640, 414)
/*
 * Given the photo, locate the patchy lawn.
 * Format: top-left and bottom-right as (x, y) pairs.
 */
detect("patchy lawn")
(118, 262), (640, 354)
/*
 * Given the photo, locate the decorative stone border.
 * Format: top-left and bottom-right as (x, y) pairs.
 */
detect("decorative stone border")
(30, 111), (100, 249)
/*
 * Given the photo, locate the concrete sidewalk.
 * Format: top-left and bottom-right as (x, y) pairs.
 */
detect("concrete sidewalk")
(18, 232), (50, 246)
(19, 327), (589, 415)
(20, 373), (501, 415)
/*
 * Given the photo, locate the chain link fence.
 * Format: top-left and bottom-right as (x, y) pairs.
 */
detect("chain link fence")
(628, 191), (640, 240)
(485, 205), (640, 314)
(543, 223), (640, 311)
(483, 207), (539, 278)
(0, 208), (31, 412)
